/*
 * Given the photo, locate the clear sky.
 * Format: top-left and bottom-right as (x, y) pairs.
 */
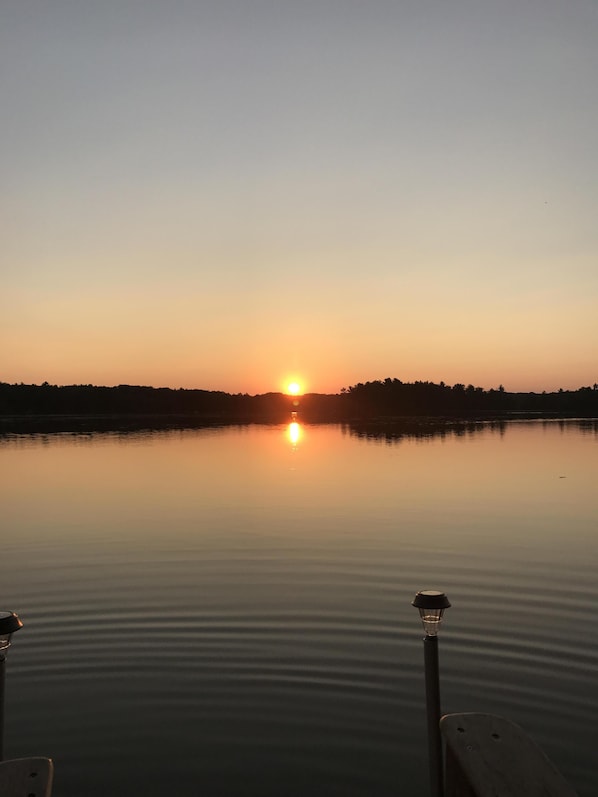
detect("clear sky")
(2, 0), (596, 395)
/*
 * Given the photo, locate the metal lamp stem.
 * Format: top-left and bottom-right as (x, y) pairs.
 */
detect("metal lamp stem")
(423, 635), (443, 797)
(0, 611), (24, 761)
(412, 590), (450, 797)
(0, 654), (6, 761)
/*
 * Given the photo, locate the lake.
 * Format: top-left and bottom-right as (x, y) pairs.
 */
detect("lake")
(1, 419), (597, 796)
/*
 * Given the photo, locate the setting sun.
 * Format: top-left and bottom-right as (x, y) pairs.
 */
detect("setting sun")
(286, 382), (302, 395)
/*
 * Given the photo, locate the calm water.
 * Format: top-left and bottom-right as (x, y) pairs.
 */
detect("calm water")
(1, 420), (597, 796)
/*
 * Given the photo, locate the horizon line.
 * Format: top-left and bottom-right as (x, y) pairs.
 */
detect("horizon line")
(3, 379), (598, 397)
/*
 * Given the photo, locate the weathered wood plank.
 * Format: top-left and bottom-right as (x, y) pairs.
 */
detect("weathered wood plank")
(440, 713), (577, 797)
(0, 757), (53, 797)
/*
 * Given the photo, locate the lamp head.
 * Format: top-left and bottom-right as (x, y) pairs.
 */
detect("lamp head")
(0, 611), (23, 653)
(412, 590), (450, 636)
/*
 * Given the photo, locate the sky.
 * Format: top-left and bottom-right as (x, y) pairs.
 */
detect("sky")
(2, 0), (597, 395)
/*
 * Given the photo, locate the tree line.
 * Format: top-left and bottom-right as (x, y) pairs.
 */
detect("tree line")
(340, 378), (598, 417)
(0, 379), (597, 430)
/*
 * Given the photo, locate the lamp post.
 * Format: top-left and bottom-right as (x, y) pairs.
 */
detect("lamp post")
(0, 611), (23, 761)
(412, 590), (450, 797)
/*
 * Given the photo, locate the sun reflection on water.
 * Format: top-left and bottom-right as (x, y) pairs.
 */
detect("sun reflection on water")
(288, 420), (301, 447)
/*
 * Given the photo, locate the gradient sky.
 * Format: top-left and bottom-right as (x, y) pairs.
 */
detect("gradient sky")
(2, 0), (597, 394)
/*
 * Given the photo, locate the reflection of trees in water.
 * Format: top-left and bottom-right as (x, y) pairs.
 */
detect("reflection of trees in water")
(344, 418), (598, 444)
(342, 419), (505, 444)
(556, 419), (598, 436)
(2, 416), (596, 442)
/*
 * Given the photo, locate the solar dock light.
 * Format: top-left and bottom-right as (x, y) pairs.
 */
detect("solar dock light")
(412, 590), (450, 797)
(0, 611), (23, 761)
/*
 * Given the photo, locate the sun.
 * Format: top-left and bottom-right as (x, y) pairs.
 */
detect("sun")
(286, 381), (302, 396)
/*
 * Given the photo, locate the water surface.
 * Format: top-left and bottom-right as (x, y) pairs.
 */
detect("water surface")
(1, 420), (597, 796)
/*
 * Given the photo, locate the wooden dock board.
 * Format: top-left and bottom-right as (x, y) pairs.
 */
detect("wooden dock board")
(0, 757), (53, 797)
(440, 712), (577, 797)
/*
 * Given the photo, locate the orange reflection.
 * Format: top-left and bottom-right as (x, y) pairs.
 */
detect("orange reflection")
(288, 420), (302, 447)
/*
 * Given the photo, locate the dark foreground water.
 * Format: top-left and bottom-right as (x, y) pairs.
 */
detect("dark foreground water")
(1, 420), (597, 796)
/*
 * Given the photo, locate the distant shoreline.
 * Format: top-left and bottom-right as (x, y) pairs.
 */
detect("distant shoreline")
(2, 380), (597, 433)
